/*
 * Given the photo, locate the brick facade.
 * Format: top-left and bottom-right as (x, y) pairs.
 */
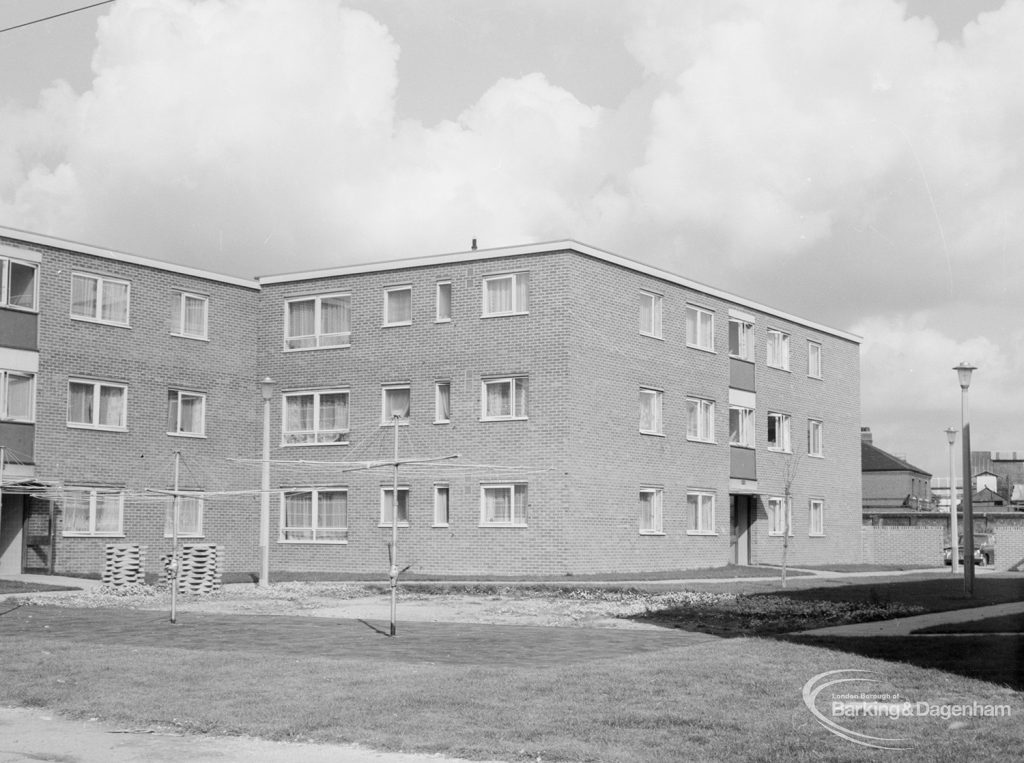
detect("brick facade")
(1, 232), (864, 579)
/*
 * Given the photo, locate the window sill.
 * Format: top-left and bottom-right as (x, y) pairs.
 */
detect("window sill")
(640, 430), (665, 437)
(435, 318), (452, 324)
(62, 533), (124, 538)
(0, 417), (34, 424)
(382, 322), (412, 328)
(168, 432), (207, 439)
(768, 533), (795, 538)
(809, 533), (825, 538)
(480, 417), (528, 422)
(639, 530), (666, 536)
(767, 365), (791, 373)
(70, 315), (130, 329)
(282, 440), (349, 447)
(686, 530), (718, 536)
(730, 443), (755, 449)
(378, 523), (410, 529)
(278, 538), (349, 544)
(164, 534), (204, 539)
(481, 311), (529, 319)
(171, 333), (209, 342)
(0, 304), (38, 314)
(283, 344), (352, 352)
(767, 447), (793, 454)
(807, 453), (824, 459)
(687, 437), (716, 445)
(479, 523), (528, 528)
(686, 344), (716, 354)
(380, 421), (410, 427)
(432, 523), (450, 528)
(434, 419), (451, 425)
(67, 423), (127, 432)
(808, 374), (823, 381)
(640, 332), (664, 340)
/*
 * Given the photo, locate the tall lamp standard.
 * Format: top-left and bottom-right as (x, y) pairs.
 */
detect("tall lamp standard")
(945, 427), (959, 576)
(954, 363), (976, 597)
(259, 376), (274, 588)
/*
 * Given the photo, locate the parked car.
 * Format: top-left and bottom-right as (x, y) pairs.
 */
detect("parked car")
(944, 533), (995, 566)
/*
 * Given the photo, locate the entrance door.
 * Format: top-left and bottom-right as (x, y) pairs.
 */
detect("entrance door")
(0, 495), (25, 574)
(729, 495), (751, 566)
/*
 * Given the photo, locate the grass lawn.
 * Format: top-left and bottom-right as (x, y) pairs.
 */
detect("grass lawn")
(1, 629), (1021, 762)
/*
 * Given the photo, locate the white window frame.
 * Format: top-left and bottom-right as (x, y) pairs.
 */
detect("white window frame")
(61, 488), (124, 537)
(728, 317), (755, 360)
(380, 486), (410, 527)
(729, 406), (755, 448)
(481, 376), (528, 421)
(0, 370), (35, 422)
(686, 397), (715, 443)
(70, 272), (131, 326)
(687, 492), (716, 535)
(768, 496), (793, 537)
(808, 341), (822, 379)
(283, 389), (350, 445)
(479, 483), (528, 527)
(381, 384), (411, 425)
(383, 285), (413, 327)
(809, 499), (825, 537)
(639, 388), (663, 435)
(167, 389), (206, 437)
(67, 379), (128, 431)
(435, 381), (451, 424)
(481, 272), (529, 317)
(767, 329), (791, 370)
(436, 280), (452, 322)
(808, 419), (823, 457)
(433, 484), (450, 527)
(639, 290), (663, 339)
(171, 290), (209, 340)
(639, 488), (664, 535)
(280, 488), (349, 543)
(767, 412), (792, 452)
(164, 493), (204, 538)
(284, 293), (351, 350)
(0, 255), (39, 312)
(685, 305), (715, 351)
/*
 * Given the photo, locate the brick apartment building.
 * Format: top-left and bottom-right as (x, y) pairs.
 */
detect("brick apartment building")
(1, 229), (863, 579)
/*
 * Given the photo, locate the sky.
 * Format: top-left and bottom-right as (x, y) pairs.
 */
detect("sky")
(0, 0), (1021, 478)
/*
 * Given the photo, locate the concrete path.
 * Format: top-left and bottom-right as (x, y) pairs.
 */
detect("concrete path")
(800, 599), (1024, 636)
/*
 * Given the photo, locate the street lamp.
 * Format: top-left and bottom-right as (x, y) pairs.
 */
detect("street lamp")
(953, 363), (976, 596)
(259, 376), (274, 588)
(945, 427), (959, 575)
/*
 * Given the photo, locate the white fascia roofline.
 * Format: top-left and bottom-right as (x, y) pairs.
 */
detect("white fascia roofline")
(0, 225), (260, 290)
(259, 238), (861, 343)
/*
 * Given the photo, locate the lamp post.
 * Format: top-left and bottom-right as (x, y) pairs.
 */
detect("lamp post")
(259, 376), (274, 588)
(954, 363), (976, 596)
(945, 427), (959, 575)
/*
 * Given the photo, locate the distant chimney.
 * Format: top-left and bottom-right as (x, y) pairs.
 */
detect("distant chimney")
(861, 427), (873, 444)
(471, 238), (477, 250)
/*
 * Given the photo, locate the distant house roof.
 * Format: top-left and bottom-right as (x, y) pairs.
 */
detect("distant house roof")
(861, 441), (931, 477)
(971, 487), (1006, 506)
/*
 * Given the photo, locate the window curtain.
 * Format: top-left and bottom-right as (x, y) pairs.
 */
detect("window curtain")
(321, 295), (350, 341)
(387, 289), (411, 323)
(514, 378), (527, 418)
(68, 383), (93, 424)
(165, 496), (201, 535)
(485, 487), (511, 523)
(94, 493), (121, 533)
(639, 492), (654, 530)
(514, 485), (527, 523)
(319, 393), (349, 434)
(288, 301), (315, 343)
(286, 395), (314, 432)
(434, 487), (450, 524)
(382, 490), (408, 524)
(486, 277), (513, 313)
(640, 392), (657, 431)
(9, 262), (36, 309)
(486, 381), (510, 417)
(437, 283), (452, 320)
(436, 383), (451, 421)
(167, 392), (179, 432)
(102, 281), (129, 323)
(6, 373), (33, 419)
(98, 386), (124, 427)
(385, 388), (410, 420)
(515, 273), (529, 311)
(319, 491), (347, 539)
(284, 492), (313, 539)
(71, 275), (97, 318)
(179, 394), (202, 433)
(183, 295), (206, 336)
(64, 492), (91, 533)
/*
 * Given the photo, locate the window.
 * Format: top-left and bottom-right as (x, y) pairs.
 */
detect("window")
(167, 390), (205, 436)
(1, 256), (38, 311)
(481, 484), (528, 526)
(640, 291), (663, 338)
(284, 390), (349, 444)
(808, 341), (822, 378)
(767, 412), (791, 452)
(639, 488), (663, 534)
(808, 419), (823, 457)
(686, 305), (714, 351)
(729, 406), (755, 448)
(70, 273), (130, 325)
(687, 492), (716, 534)
(380, 487), (410, 526)
(62, 489), (123, 536)
(686, 397), (715, 442)
(436, 281), (452, 322)
(729, 317), (755, 360)
(809, 499), (824, 536)
(768, 496), (793, 536)
(1, 370), (34, 422)
(382, 385), (411, 425)
(482, 272), (529, 316)
(164, 494), (203, 537)
(639, 388), (663, 435)
(434, 485), (450, 526)
(481, 377), (528, 420)
(767, 329), (790, 370)
(281, 489), (348, 542)
(67, 380), (127, 430)
(171, 291), (208, 339)
(435, 381), (451, 423)
(384, 285), (412, 326)
(285, 294), (351, 349)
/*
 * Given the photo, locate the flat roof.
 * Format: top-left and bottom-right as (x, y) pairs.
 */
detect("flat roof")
(0, 225), (260, 290)
(259, 239), (861, 343)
